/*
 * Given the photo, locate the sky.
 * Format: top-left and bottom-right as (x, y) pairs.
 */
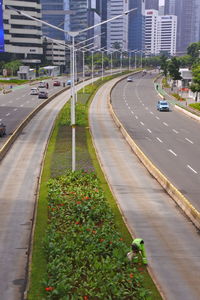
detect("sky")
(159, 0), (165, 5)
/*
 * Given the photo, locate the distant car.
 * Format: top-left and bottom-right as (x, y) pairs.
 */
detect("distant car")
(53, 80), (61, 86)
(38, 81), (46, 88)
(0, 122), (6, 137)
(67, 79), (71, 86)
(85, 72), (91, 77)
(30, 87), (39, 95)
(157, 100), (170, 111)
(127, 77), (133, 82)
(38, 90), (48, 99)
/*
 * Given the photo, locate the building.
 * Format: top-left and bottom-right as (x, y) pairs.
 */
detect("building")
(157, 15), (177, 56)
(40, 0), (72, 40)
(107, 0), (129, 51)
(164, 0), (176, 15)
(2, 0), (43, 64)
(128, 0), (145, 51)
(145, 0), (159, 10)
(44, 37), (66, 70)
(145, 10), (159, 55)
(96, 0), (107, 48)
(165, 0), (200, 53)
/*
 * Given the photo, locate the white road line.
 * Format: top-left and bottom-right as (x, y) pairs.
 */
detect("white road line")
(156, 116), (160, 120)
(13, 108), (18, 111)
(163, 122), (168, 127)
(168, 149), (177, 157)
(20, 104), (24, 107)
(140, 121), (144, 126)
(173, 129), (179, 134)
(0, 119), (2, 121)
(135, 116), (138, 119)
(131, 110), (134, 114)
(142, 103), (144, 106)
(185, 138), (194, 144)
(156, 137), (163, 143)
(1, 104), (5, 106)
(128, 106), (130, 109)
(187, 165), (198, 174)
(150, 111), (154, 115)
(147, 129), (152, 133)
(6, 113), (10, 117)
(22, 95), (26, 98)
(145, 107), (148, 110)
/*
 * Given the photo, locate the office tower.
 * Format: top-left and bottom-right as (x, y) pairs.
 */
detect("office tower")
(164, 0), (176, 15)
(96, 0), (107, 48)
(175, 0), (200, 53)
(41, 0), (72, 40)
(145, 0), (159, 10)
(145, 10), (159, 55)
(157, 15), (177, 55)
(107, 0), (129, 50)
(3, 0), (43, 63)
(128, 0), (145, 51)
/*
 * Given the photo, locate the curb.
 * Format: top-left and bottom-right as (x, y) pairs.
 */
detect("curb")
(108, 77), (200, 230)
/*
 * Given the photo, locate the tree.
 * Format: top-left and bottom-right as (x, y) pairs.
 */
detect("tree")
(187, 42), (200, 62)
(160, 54), (168, 77)
(112, 42), (121, 50)
(190, 64), (200, 101)
(4, 60), (21, 76)
(168, 57), (182, 81)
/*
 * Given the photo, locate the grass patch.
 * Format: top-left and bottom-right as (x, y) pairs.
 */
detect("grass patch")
(28, 72), (162, 300)
(189, 103), (200, 111)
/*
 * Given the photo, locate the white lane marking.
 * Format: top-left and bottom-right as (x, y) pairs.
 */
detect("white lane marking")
(156, 137), (163, 143)
(0, 119), (2, 121)
(163, 122), (168, 127)
(173, 129), (179, 134)
(187, 165), (198, 174)
(131, 110), (134, 114)
(147, 128), (152, 133)
(185, 138), (194, 144)
(128, 106), (130, 109)
(140, 121), (144, 126)
(135, 115), (138, 119)
(8, 100), (13, 104)
(145, 136), (151, 141)
(168, 149), (177, 157)
(156, 116), (160, 120)
(20, 104), (24, 107)
(13, 108), (18, 111)
(6, 113), (10, 116)
(22, 94), (26, 98)
(1, 104), (5, 106)
(142, 103), (144, 106)
(150, 111), (154, 115)
(145, 107), (148, 110)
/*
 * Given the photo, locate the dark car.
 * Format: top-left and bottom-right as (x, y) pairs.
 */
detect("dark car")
(38, 91), (48, 99)
(85, 71), (91, 77)
(0, 122), (6, 137)
(53, 80), (61, 86)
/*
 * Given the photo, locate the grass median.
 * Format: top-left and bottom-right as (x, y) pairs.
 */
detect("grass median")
(28, 73), (162, 300)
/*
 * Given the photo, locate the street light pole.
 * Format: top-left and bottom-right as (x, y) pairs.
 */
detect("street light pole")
(91, 50), (94, 85)
(101, 50), (104, 80)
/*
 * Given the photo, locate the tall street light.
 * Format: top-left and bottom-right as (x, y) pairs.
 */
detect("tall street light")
(7, 5), (137, 171)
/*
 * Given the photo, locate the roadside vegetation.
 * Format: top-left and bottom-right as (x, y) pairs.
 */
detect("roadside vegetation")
(28, 73), (162, 300)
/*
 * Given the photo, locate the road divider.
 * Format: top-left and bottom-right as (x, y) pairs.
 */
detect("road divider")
(108, 77), (200, 230)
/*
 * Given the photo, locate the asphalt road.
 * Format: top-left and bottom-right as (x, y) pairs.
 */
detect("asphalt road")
(89, 75), (200, 300)
(111, 72), (200, 212)
(0, 78), (94, 300)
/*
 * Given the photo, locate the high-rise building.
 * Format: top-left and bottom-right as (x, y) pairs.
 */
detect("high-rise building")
(157, 15), (177, 55)
(128, 0), (145, 51)
(40, 0), (72, 40)
(145, 0), (159, 10)
(165, 0), (200, 53)
(107, 0), (129, 50)
(164, 0), (176, 15)
(145, 10), (159, 55)
(3, 0), (43, 63)
(96, 0), (107, 48)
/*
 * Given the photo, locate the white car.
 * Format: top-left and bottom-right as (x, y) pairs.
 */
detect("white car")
(30, 87), (39, 95)
(38, 81), (46, 88)
(127, 77), (133, 82)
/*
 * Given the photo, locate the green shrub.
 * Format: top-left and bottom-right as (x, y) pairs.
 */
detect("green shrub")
(44, 171), (150, 299)
(190, 103), (200, 111)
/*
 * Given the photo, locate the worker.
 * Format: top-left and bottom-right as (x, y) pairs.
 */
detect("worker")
(127, 238), (148, 265)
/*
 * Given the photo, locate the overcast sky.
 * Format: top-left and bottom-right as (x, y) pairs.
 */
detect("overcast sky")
(159, 0), (165, 5)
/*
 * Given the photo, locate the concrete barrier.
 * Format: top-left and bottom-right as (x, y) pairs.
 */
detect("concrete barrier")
(108, 76), (200, 230)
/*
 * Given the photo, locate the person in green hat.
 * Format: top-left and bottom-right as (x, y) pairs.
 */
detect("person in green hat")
(127, 238), (148, 265)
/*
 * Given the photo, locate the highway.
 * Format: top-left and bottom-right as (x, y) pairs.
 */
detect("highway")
(111, 72), (200, 212)
(89, 75), (200, 300)
(0, 78), (94, 300)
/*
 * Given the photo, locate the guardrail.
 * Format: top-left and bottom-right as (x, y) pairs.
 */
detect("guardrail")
(108, 75), (200, 230)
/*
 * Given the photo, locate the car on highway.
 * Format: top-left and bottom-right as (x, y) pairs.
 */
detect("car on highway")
(157, 100), (170, 111)
(67, 79), (71, 86)
(30, 87), (39, 95)
(85, 71), (91, 77)
(38, 81), (46, 88)
(0, 122), (6, 137)
(53, 80), (61, 86)
(127, 77), (133, 82)
(38, 90), (48, 99)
